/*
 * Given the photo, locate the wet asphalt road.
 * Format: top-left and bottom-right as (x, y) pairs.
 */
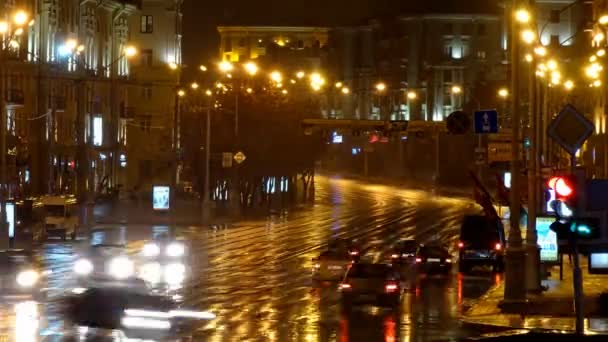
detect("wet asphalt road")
(1, 176), (502, 341)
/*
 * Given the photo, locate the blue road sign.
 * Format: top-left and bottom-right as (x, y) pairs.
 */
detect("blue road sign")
(474, 110), (499, 134)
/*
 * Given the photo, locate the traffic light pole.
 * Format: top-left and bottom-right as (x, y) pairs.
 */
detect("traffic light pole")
(570, 153), (584, 335)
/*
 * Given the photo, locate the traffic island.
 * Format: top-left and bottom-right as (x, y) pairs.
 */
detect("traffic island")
(461, 261), (608, 333)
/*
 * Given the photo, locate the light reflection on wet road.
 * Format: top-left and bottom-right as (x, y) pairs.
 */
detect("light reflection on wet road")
(2, 176), (501, 341)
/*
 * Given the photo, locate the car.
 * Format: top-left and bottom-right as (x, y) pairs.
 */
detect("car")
(0, 249), (46, 302)
(72, 228), (137, 288)
(63, 286), (216, 341)
(328, 238), (361, 261)
(387, 239), (419, 264)
(312, 249), (354, 282)
(41, 196), (78, 240)
(458, 215), (506, 273)
(415, 244), (452, 274)
(339, 263), (402, 308)
(138, 234), (188, 292)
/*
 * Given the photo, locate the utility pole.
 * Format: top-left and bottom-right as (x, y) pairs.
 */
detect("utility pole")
(202, 100), (211, 223)
(230, 80), (241, 218)
(526, 44), (541, 293)
(503, 0), (528, 307)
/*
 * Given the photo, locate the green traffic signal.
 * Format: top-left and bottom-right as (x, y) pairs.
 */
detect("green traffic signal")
(569, 218), (600, 239)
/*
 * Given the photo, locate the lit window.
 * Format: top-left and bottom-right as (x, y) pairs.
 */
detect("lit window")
(140, 15), (153, 33)
(93, 117), (103, 146)
(476, 50), (486, 59)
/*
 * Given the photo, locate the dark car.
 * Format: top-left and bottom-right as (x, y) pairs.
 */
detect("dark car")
(458, 215), (506, 273)
(387, 239), (419, 264)
(340, 263), (401, 308)
(63, 286), (215, 341)
(415, 244), (452, 274)
(328, 238), (361, 260)
(0, 249), (46, 301)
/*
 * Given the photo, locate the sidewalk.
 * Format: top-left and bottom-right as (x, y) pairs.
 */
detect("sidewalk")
(462, 259), (608, 333)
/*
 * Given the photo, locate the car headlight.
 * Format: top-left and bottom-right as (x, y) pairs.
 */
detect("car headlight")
(142, 243), (161, 257)
(166, 243), (185, 257)
(74, 259), (94, 276)
(140, 262), (162, 285)
(16, 270), (39, 287)
(108, 256), (134, 280)
(164, 263), (186, 285)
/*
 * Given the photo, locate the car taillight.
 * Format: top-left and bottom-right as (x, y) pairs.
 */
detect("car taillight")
(458, 241), (464, 249)
(391, 254), (399, 259)
(415, 257), (422, 263)
(339, 283), (352, 290)
(385, 283), (398, 293)
(495, 243), (502, 251)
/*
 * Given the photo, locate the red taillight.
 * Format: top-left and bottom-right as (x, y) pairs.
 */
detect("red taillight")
(415, 257), (422, 263)
(385, 283), (398, 293)
(458, 242), (464, 249)
(339, 283), (352, 290)
(495, 243), (502, 251)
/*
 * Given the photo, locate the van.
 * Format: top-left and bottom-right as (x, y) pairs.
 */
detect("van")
(457, 215), (505, 273)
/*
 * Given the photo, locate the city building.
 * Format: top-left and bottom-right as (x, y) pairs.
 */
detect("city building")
(126, 0), (183, 193)
(1, 0), (140, 197)
(217, 25), (330, 70)
(331, 7), (506, 123)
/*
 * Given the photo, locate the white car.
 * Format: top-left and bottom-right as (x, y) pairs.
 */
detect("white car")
(0, 249), (47, 302)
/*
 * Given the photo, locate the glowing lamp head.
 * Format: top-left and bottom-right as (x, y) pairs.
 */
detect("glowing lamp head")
(555, 178), (574, 197)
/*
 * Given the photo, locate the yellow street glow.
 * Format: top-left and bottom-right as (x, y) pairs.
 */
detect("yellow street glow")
(335, 82), (343, 88)
(219, 61), (234, 73)
(600, 15), (608, 25)
(547, 60), (558, 70)
(270, 71), (283, 83)
(200, 65), (207, 71)
(594, 80), (602, 87)
(451, 85), (462, 94)
(342, 87), (350, 94)
(534, 46), (547, 56)
(598, 49), (606, 57)
(525, 54), (533, 62)
(124, 45), (137, 57)
(407, 91), (417, 100)
(594, 32), (605, 43)
(169, 62), (178, 70)
(590, 55), (598, 62)
(498, 88), (509, 98)
(13, 11), (28, 26)
(375, 82), (386, 92)
(296, 71), (305, 79)
(246, 88), (253, 94)
(244, 62), (258, 75)
(0, 21), (8, 34)
(564, 80), (574, 90)
(205, 89), (212, 96)
(521, 29), (536, 44)
(177, 90), (186, 97)
(515, 9), (531, 23)
(191, 82), (199, 89)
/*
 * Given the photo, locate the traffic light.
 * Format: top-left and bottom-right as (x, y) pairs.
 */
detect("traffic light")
(570, 217), (600, 240)
(548, 175), (577, 240)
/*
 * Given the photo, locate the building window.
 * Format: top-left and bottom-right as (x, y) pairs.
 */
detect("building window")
(445, 44), (453, 57)
(297, 40), (304, 49)
(550, 10), (560, 23)
(443, 23), (453, 35)
(142, 87), (152, 100)
(225, 38), (232, 52)
(140, 15), (153, 33)
(444, 69), (452, 82)
(257, 38), (264, 48)
(476, 50), (486, 59)
(477, 23), (487, 36)
(140, 115), (151, 133)
(93, 117), (103, 146)
(141, 49), (153, 66)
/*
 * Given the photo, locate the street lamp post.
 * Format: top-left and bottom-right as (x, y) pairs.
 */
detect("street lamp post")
(202, 94), (212, 223)
(503, 0), (528, 308)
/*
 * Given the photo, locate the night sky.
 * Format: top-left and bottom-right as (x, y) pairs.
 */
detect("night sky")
(182, 0), (501, 65)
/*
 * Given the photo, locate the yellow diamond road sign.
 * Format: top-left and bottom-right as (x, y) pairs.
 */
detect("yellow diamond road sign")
(234, 151), (246, 164)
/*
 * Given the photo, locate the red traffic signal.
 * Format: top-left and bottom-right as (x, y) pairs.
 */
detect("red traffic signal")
(547, 176), (575, 198)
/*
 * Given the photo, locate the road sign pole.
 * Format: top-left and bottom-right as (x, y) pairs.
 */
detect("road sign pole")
(570, 153), (584, 335)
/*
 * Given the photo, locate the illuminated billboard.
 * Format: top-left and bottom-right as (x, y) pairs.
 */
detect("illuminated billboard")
(93, 117), (103, 146)
(153, 186), (170, 211)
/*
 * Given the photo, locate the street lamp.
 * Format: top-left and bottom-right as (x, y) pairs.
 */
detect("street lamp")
(407, 91), (417, 100)
(13, 10), (28, 26)
(594, 32), (605, 44)
(219, 61), (234, 73)
(335, 82), (343, 88)
(296, 71), (305, 79)
(244, 61), (258, 76)
(0, 22), (7, 34)
(525, 54), (533, 62)
(191, 82), (199, 90)
(564, 80), (574, 91)
(521, 29), (536, 44)
(270, 71), (282, 83)
(169, 62), (178, 70)
(341, 87), (350, 94)
(205, 89), (212, 96)
(600, 15), (608, 25)
(200, 65), (208, 72)
(594, 79), (602, 87)
(498, 88), (509, 98)
(375, 82), (386, 92)
(547, 59), (558, 70)
(124, 45), (138, 58)
(451, 85), (462, 94)
(515, 8), (531, 23)
(598, 49), (606, 57)
(534, 46), (547, 56)
(177, 89), (186, 97)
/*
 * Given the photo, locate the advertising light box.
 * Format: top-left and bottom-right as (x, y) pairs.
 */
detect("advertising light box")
(153, 186), (170, 211)
(536, 216), (558, 264)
